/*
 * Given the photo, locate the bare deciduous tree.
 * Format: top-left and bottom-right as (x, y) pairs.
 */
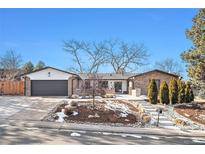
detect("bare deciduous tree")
(63, 40), (108, 73)
(105, 40), (149, 73)
(155, 58), (183, 76)
(64, 39), (149, 74)
(0, 50), (22, 80)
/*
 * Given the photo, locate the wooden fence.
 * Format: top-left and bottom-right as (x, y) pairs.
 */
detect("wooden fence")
(0, 81), (24, 96)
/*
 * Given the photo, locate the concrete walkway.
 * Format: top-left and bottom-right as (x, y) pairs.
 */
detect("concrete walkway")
(135, 100), (178, 129)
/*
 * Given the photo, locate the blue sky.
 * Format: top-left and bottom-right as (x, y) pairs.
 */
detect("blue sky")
(0, 9), (198, 77)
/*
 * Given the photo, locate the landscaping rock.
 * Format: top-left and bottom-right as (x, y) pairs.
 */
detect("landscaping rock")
(88, 113), (100, 118)
(62, 108), (73, 115)
(71, 94), (79, 99)
(141, 114), (151, 123)
(138, 104), (145, 113)
(175, 119), (187, 126)
(108, 115), (118, 122)
(70, 101), (78, 107)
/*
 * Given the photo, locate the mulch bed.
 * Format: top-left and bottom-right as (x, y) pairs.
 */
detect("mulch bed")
(174, 103), (205, 125)
(54, 100), (139, 124)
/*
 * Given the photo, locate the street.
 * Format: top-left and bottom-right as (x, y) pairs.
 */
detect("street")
(0, 124), (205, 145)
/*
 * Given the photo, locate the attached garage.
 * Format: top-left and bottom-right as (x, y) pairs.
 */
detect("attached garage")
(31, 80), (68, 96)
(22, 67), (79, 97)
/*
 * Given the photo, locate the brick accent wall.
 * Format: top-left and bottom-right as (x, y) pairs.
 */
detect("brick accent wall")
(130, 71), (178, 95)
(25, 77), (31, 96)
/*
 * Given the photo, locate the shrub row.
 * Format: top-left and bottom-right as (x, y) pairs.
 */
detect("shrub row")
(148, 79), (194, 105)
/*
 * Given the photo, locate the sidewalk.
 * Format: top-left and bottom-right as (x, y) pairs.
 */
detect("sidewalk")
(3, 119), (205, 138)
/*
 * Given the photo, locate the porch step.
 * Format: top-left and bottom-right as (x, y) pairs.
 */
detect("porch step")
(132, 100), (178, 129)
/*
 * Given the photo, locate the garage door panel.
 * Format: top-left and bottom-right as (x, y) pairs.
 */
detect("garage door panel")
(31, 80), (68, 96)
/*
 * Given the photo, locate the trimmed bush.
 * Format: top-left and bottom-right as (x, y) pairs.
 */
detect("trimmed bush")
(169, 79), (178, 104)
(185, 82), (194, 103)
(148, 79), (158, 104)
(178, 80), (186, 103)
(159, 81), (169, 104)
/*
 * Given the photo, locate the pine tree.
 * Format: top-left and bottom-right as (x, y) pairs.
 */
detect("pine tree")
(159, 81), (169, 104)
(181, 9), (205, 98)
(178, 80), (186, 103)
(148, 79), (158, 104)
(185, 82), (194, 103)
(169, 79), (178, 104)
(22, 61), (34, 74)
(34, 61), (46, 70)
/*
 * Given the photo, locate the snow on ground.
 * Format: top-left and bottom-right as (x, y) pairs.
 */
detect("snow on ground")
(192, 139), (205, 144)
(55, 111), (68, 122)
(105, 100), (131, 114)
(116, 94), (148, 100)
(72, 111), (79, 116)
(70, 132), (81, 137)
(146, 135), (160, 140)
(120, 113), (128, 117)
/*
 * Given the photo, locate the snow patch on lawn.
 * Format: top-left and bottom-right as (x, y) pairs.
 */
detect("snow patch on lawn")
(70, 132), (81, 137)
(56, 112), (67, 122)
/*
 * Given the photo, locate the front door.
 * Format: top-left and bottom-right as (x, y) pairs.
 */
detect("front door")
(114, 82), (122, 93)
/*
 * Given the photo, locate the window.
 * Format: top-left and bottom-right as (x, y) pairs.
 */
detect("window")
(99, 81), (108, 88)
(85, 80), (91, 89)
(155, 79), (160, 90)
(48, 72), (51, 77)
(149, 79), (160, 90)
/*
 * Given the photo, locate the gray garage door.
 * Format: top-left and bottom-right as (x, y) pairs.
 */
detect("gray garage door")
(31, 80), (68, 96)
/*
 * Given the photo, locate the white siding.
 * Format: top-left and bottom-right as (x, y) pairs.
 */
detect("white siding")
(26, 68), (72, 80)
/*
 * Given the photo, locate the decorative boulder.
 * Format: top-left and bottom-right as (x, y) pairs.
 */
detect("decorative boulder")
(71, 94), (79, 99)
(62, 108), (73, 115)
(141, 114), (151, 123)
(70, 101), (78, 107)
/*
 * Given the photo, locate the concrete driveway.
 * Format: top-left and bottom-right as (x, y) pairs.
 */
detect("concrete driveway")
(0, 96), (67, 121)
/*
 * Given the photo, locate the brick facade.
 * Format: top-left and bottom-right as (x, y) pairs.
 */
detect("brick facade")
(129, 70), (179, 95)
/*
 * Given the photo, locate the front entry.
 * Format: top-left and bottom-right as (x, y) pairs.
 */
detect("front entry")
(114, 82), (122, 93)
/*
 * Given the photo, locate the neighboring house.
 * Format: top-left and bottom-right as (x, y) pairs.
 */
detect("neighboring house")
(128, 69), (179, 95)
(22, 66), (179, 97)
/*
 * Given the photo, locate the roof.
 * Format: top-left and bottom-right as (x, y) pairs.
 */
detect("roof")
(21, 66), (79, 77)
(128, 69), (179, 79)
(79, 73), (138, 80)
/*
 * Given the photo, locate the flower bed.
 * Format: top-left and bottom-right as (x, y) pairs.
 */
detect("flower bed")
(43, 100), (147, 126)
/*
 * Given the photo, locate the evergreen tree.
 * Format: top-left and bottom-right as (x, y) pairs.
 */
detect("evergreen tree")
(159, 81), (169, 104)
(178, 80), (186, 103)
(185, 82), (194, 103)
(169, 79), (178, 104)
(35, 61), (46, 70)
(181, 9), (205, 98)
(22, 61), (34, 74)
(148, 79), (158, 104)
